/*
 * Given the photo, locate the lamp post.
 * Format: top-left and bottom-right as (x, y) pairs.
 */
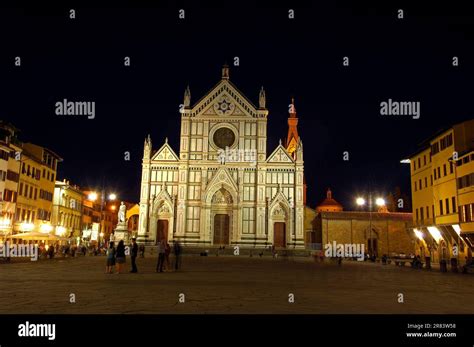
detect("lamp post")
(87, 190), (117, 252)
(356, 195), (386, 258)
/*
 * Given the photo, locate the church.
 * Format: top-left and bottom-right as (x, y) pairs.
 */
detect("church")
(137, 65), (305, 249)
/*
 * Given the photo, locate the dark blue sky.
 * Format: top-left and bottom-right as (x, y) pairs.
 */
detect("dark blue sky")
(1, 2), (474, 208)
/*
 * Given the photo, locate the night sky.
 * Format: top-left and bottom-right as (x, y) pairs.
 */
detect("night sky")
(1, 2), (474, 209)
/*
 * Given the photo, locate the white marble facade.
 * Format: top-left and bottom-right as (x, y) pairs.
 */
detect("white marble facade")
(137, 67), (305, 248)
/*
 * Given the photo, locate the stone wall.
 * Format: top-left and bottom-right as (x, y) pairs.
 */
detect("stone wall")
(305, 208), (415, 256)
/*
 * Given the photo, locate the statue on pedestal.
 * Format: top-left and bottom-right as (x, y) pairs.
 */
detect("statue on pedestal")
(114, 202), (130, 244)
(118, 201), (126, 224)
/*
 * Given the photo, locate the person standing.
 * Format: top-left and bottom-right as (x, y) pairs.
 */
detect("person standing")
(156, 240), (165, 273)
(106, 242), (116, 274)
(115, 240), (126, 274)
(130, 238), (138, 273)
(164, 242), (171, 272)
(48, 244), (55, 259)
(173, 240), (182, 271)
(109, 232), (115, 248)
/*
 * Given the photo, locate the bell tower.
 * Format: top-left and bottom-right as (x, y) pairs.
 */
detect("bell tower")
(285, 97), (299, 159)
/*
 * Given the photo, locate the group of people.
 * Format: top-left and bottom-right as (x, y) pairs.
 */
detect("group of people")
(156, 239), (182, 273)
(105, 238), (182, 274)
(105, 238), (138, 274)
(39, 243), (88, 259)
(410, 255), (423, 269)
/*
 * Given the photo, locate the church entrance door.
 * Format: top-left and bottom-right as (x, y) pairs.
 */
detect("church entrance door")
(213, 214), (230, 245)
(156, 219), (168, 245)
(274, 222), (286, 248)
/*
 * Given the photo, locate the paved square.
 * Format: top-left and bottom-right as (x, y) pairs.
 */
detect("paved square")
(1, 255), (473, 314)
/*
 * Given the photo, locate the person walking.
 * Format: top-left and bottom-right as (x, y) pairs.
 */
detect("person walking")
(106, 242), (116, 274)
(48, 244), (55, 259)
(115, 240), (126, 274)
(164, 242), (171, 272)
(173, 240), (182, 271)
(130, 238), (138, 273)
(156, 240), (165, 273)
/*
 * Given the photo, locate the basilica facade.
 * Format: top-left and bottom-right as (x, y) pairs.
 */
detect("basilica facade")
(137, 66), (305, 248)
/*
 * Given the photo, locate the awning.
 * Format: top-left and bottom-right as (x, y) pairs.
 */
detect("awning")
(438, 225), (459, 245)
(11, 232), (69, 241)
(461, 233), (474, 248)
(416, 227), (436, 245)
(412, 224), (467, 249)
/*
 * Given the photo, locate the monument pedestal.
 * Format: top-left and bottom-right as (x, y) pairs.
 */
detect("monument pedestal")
(114, 223), (130, 244)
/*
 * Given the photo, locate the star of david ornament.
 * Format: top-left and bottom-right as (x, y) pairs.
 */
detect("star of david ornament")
(214, 96), (235, 115)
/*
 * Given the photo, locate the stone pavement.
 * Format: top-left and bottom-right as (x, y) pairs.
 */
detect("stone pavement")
(1, 255), (473, 314)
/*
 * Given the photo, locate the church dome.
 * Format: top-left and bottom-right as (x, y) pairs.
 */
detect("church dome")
(316, 188), (343, 212)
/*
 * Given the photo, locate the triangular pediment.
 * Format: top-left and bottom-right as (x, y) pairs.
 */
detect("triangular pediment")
(190, 80), (258, 118)
(151, 183), (175, 215)
(267, 144), (294, 163)
(154, 183), (173, 203)
(206, 167), (239, 194)
(151, 142), (179, 162)
(269, 188), (291, 213)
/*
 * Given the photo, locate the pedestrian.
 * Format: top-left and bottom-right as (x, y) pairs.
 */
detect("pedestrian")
(173, 240), (182, 271)
(109, 232), (115, 246)
(130, 238), (138, 273)
(106, 242), (116, 274)
(115, 240), (126, 274)
(48, 244), (55, 259)
(139, 244), (145, 258)
(156, 240), (165, 273)
(164, 242), (171, 271)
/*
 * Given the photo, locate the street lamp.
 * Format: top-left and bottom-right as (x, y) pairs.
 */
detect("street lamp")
(40, 223), (53, 233)
(375, 198), (386, 207)
(87, 189), (117, 251)
(56, 226), (67, 236)
(20, 222), (34, 232)
(356, 197), (366, 206)
(356, 194), (386, 258)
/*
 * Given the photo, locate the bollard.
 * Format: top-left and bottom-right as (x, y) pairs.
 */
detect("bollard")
(440, 259), (447, 272)
(450, 258), (458, 273)
(425, 256), (431, 269)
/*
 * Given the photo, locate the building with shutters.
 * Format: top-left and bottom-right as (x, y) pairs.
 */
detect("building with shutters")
(407, 119), (474, 263)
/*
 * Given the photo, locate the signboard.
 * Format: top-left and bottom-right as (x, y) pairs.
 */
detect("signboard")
(91, 230), (98, 241)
